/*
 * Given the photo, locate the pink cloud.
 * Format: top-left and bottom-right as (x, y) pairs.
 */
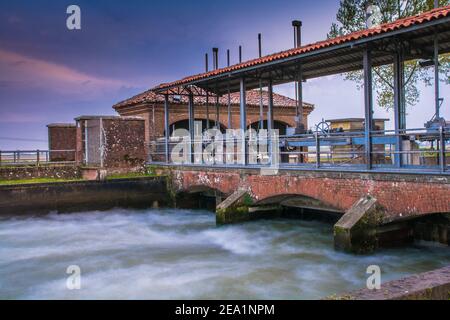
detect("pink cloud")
(0, 49), (130, 97)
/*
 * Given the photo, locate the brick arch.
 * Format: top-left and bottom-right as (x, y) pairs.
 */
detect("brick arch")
(254, 193), (343, 213)
(166, 117), (228, 136)
(247, 119), (292, 135)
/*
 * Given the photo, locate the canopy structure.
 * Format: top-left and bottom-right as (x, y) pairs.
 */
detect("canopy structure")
(154, 6), (450, 96)
(151, 6), (450, 174)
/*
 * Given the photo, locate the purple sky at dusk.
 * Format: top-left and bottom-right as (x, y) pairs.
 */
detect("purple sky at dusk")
(0, 0), (448, 150)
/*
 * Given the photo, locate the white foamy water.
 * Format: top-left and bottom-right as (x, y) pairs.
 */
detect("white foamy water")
(0, 208), (449, 299)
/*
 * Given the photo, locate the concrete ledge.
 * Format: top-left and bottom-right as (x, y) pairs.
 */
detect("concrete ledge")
(334, 196), (385, 253)
(0, 176), (169, 215)
(333, 265), (450, 300)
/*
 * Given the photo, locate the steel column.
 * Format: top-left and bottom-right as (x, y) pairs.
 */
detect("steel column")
(164, 94), (170, 163)
(296, 66), (304, 132)
(434, 29), (440, 118)
(393, 50), (405, 167)
(227, 81), (232, 129)
(439, 126), (446, 172)
(215, 91), (220, 128)
(267, 79), (275, 164)
(240, 78), (247, 165)
(267, 79), (274, 132)
(188, 92), (195, 163)
(363, 49), (373, 169)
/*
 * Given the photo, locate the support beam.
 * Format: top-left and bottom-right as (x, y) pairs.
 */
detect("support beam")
(296, 66), (304, 133)
(267, 79), (275, 165)
(188, 92), (195, 163)
(227, 81), (232, 129)
(164, 95), (170, 163)
(259, 79), (264, 131)
(434, 29), (440, 119)
(267, 79), (274, 132)
(393, 51), (406, 167)
(215, 92), (220, 128)
(239, 78), (247, 165)
(363, 49), (373, 169)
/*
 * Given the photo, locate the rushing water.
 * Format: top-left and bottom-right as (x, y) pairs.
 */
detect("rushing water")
(0, 208), (449, 299)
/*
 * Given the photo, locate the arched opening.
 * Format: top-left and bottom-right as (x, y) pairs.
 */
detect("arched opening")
(248, 120), (291, 136)
(255, 194), (343, 223)
(168, 119), (227, 136)
(176, 185), (225, 211)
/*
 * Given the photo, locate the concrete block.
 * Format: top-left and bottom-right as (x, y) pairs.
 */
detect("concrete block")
(334, 195), (385, 253)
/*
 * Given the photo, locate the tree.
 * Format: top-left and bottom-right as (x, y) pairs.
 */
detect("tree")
(328, 0), (450, 111)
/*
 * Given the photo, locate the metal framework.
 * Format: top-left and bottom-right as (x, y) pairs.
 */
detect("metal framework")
(151, 7), (450, 175)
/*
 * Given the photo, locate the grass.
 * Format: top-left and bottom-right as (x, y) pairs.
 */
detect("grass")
(0, 177), (83, 186)
(106, 172), (158, 180)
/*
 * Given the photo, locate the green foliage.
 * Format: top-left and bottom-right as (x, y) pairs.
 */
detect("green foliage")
(0, 178), (83, 186)
(328, 0), (450, 110)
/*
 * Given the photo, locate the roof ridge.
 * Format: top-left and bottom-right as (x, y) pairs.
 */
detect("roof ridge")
(154, 5), (450, 91)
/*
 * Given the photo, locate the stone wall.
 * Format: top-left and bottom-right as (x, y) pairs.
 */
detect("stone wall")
(334, 265), (450, 300)
(102, 118), (147, 169)
(75, 116), (147, 171)
(0, 176), (169, 214)
(0, 165), (80, 181)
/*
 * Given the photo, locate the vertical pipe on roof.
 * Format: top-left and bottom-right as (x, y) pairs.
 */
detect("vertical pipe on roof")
(239, 46), (242, 63)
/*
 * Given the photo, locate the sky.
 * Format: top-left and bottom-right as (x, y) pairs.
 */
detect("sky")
(0, 0), (448, 150)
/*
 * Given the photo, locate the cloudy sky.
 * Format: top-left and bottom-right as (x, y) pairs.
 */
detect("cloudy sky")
(0, 0), (448, 149)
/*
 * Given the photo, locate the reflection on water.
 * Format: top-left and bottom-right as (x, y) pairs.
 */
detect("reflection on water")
(0, 208), (449, 299)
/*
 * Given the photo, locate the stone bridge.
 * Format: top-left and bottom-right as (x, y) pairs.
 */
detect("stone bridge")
(156, 165), (450, 253)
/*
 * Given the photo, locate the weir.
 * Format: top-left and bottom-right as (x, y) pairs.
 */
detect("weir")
(142, 7), (450, 253)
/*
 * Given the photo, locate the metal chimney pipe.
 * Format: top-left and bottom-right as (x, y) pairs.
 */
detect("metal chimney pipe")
(239, 46), (242, 63)
(292, 20), (302, 47)
(435, 0), (439, 8)
(227, 49), (230, 67)
(212, 48), (219, 70)
(205, 53), (209, 72)
(258, 33), (262, 58)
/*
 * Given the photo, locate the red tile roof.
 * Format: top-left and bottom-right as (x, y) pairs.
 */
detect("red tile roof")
(113, 88), (314, 111)
(154, 6), (450, 91)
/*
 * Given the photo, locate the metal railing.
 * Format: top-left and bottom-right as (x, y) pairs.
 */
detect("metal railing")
(147, 127), (449, 174)
(0, 150), (76, 166)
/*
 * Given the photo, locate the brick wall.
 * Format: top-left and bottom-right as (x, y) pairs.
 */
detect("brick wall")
(116, 103), (310, 141)
(102, 118), (147, 169)
(165, 167), (450, 220)
(47, 124), (76, 161)
(0, 165), (80, 181)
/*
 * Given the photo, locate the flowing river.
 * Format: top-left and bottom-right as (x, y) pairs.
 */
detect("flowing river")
(0, 208), (449, 299)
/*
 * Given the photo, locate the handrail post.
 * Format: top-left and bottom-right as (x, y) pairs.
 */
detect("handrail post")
(36, 149), (40, 166)
(439, 126), (446, 172)
(315, 132), (320, 168)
